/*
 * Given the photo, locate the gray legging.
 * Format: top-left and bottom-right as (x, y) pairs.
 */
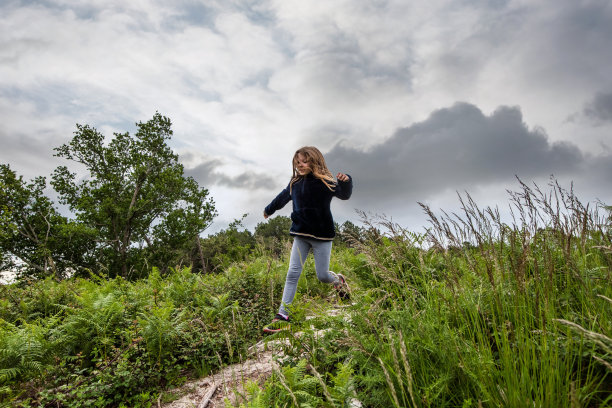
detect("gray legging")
(279, 236), (340, 316)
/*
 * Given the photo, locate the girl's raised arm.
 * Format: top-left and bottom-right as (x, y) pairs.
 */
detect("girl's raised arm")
(335, 173), (352, 200)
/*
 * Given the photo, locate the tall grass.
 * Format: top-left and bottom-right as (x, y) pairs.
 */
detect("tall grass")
(341, 180), (611, 407)
(243, 180), (611, 407)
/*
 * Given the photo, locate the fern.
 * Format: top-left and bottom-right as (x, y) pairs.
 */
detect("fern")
(138, 304), (188, 365)
(0, 367), (21, 383)
(51, 290), (125, 359)
(239, 360), (360, 408)
(329, 361), (358, 407)
(0, 322), (47, 384)
(242, 360), (324, 407)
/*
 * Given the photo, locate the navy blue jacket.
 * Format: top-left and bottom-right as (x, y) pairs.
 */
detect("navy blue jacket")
(264, 174), (353, 241)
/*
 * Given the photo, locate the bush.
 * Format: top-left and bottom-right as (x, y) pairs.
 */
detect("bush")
(0, 255), (289, 406)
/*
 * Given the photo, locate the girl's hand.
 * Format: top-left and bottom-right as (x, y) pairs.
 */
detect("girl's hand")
(337, 173), (349, 182)
(263, 211), (269, 219)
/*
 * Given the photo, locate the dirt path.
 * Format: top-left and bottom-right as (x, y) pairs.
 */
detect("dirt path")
(161, 307), (352, 407)
(160, 345), (280, 407)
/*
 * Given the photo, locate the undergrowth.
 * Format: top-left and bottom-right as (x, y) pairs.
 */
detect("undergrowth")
(1, 179), (611, 407)
(236, 179), (611, 408)
(0, 260), (287, 406)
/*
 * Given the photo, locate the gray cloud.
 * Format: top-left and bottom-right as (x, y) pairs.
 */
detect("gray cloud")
(185, 158), (277, 190)
(326, 102), (598, 209)
(0, 128), (67, 180)
(517, 1), (612, 98)
(583, 92), (612, 124)
(3, 1), (612, 231)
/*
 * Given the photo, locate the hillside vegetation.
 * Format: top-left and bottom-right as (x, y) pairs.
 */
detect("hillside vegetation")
(1, 180), (611, 407)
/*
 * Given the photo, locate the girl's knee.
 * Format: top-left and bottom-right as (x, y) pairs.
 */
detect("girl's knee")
(286, 268), (302, 284)
(316, 270), (336, 284)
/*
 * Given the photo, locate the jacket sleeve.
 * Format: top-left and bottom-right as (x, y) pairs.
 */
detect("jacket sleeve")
(334, 175), (353, 200)
(264, 183), (292, 216)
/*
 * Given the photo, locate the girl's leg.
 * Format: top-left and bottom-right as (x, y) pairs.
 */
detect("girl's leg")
(310, 239), (339, 284)
(311, 240), (350, 300)
(279, 237), (311, 316)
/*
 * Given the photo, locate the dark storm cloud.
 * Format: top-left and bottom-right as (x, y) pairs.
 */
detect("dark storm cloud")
(583, 92), (612, 124)
(326, 102), (592, 207)
(185, 158), (277, 190)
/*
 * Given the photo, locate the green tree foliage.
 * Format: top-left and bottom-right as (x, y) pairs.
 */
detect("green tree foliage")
(0, 178), (12, 269)
(335, 220), (366, 247)
(254, 215), (292, 256)
(196, 215), (256, 272)
(51, 113), (216, 278)
(193, 216), (368, 273)
(603, 203), (612, 240)
(254, 215), (291, 240)
(193, 215), (295, 273)
(0, 165), (96, 278)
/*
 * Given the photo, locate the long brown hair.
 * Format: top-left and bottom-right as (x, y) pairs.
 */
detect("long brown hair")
(290, 146), (336, 192)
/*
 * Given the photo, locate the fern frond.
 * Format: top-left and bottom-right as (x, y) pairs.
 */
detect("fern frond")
(0, 367), (21, 383)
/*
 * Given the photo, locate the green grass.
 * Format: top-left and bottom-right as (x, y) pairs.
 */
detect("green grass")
(237, 181), (612, 408)
(1, 180), (611, 407)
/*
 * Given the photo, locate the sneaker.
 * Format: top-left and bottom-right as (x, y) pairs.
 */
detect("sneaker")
(262, 313), (290, 334)
(334, 274), (351, 301)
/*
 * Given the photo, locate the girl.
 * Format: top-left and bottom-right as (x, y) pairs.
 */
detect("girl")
(262, 146), (353, 333)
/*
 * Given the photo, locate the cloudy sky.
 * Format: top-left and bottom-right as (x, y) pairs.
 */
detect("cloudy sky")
(1, 0), (611, 234)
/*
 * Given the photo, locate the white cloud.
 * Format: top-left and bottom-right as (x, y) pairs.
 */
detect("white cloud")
(1, 0), (611, 234)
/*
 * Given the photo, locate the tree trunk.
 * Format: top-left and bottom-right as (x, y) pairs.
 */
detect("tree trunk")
(195, 235), (207, 273)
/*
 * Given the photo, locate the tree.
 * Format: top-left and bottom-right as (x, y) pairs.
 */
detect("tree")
(254, 215), (292, 241)
(196, 215), (256, 272)
(336, 220), (365, 247)
(254, 215), (292, 256)
(0, 175), (15, 272)
(0, 164), (96, 279)
(51, 113), (216, 278)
